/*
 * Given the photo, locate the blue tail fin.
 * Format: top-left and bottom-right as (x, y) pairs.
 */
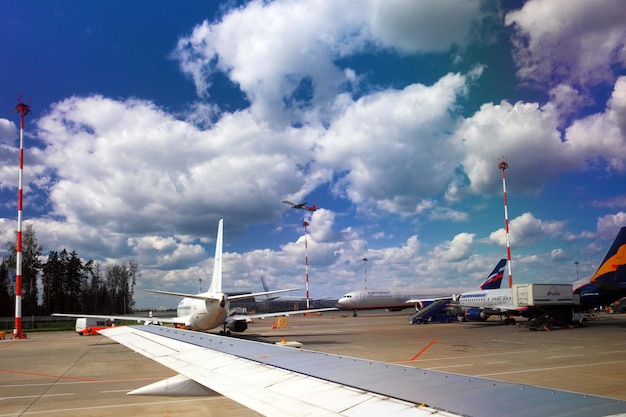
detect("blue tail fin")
(480, 259), (507, 290)
(590, 227), (626, 286)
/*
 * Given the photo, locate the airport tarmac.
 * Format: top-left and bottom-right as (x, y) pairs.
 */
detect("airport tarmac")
(2, 310), (626, 416)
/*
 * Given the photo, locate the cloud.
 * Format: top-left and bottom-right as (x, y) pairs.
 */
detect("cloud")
(451, 100), (575, 198)
(318, 73), (469, 214)
(172, 0), (487, 125)
(0, 119), (18, 191)
(127, 235), (207, 269)
(505, 0), (626, 89)
(488, 212), (565, 248)
(565, 76), (626, 172)
(33, 95), (323, 242)
(0, 118), (16, 145)
(596, 212), (626, 238)
(430, 232), (475, 262)
(591, 195), (626, 209)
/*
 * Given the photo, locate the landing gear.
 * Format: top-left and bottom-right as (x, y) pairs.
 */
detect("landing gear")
(352, 309), (358, 317)
(220, 323), (231, 336)
(503, 317), (516, 325)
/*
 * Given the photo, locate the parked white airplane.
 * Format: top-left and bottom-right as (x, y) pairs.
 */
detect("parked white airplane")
(54, 219), (336, 334)
(455, 226), (626, 325)
(338, 259), (507, 317)
(100, 323), (626, 416)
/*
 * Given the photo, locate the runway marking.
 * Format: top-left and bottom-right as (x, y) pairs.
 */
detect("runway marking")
(101, 389), (131, 393)
(0, 376), (170, 388)
(0, 369), (96, 382)
(397, 349), (540, 364)
(410, 338), (437, 361)
(546, 354), (585, 359)
(0, 397), (221, 416)
(476, 359), (626, 377)
(0, 341), (20, 351)
(1, 393), (73, 401)
(428, 364), (474, 370)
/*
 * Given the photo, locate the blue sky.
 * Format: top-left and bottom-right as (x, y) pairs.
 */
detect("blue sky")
(1, 0), (626, 309)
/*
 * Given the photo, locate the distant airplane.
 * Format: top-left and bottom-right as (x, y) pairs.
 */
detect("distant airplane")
(455, 227), (626, 325)
(260, 276), (333, 311)
(281, 200), (317, 211)
(338, 259), (507, 317)
(54, 219), (336, 334)
(100, 321), (626, 416)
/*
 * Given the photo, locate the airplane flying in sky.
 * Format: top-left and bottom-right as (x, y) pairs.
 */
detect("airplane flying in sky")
(100, 323), (626, 417)
(338, 259), (507, 316)
(54, 219), (335, 334)
(281, 200), (317, 211)
(455, 226), (626, 325)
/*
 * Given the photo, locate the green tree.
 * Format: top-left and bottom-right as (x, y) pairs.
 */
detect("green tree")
(0, 260), (12, 316)
(42, 250), (64, 314)
(105, 261), (138, 314)
(42, 249), (92, 314)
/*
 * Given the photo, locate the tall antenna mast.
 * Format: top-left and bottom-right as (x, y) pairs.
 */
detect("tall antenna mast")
(303, 219), (310, 312)
(362, 257), (368, 290)
(498, 157), (513, 288)
(13, 97), (31, 339)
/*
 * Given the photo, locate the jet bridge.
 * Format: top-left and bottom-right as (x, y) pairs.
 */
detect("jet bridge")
(409, 299), (452, 324)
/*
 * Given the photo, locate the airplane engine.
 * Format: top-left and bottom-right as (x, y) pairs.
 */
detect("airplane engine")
(227, 320), (248, 333)
(414, 300), (433, 311)
(464, 308), (489, 322)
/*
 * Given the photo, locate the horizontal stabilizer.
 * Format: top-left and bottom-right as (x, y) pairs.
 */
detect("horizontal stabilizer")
(129, 374), (216, 397)
(143, 289), (218, 300)
(228, 287), (300, 301)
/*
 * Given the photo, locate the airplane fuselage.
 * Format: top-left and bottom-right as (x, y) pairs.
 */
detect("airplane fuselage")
(176, 294), (229, 331)
(338, 288), (468, 311)
(457, 288), (513, 311)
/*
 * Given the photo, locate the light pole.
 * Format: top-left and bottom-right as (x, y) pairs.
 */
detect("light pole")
(575, 261), (579, 280)
(363, 257), (368, 290)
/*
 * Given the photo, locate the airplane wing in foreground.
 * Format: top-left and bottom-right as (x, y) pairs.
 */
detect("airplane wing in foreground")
(51, 312), (185, 326)
(100, 325), (626, 417)
(236, 307), (337, 321)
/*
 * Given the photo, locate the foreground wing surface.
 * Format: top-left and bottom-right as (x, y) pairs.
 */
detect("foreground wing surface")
(52, 312), (186, 325)
(243, 307), (338, 321)
(101, 325), (626, 417)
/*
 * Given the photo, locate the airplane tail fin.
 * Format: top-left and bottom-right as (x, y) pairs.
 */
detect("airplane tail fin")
(261, 277), (270, 292)
(590, 227), (626, 284)
(207, 219), (224, 294)
(480, 259), (507, 290)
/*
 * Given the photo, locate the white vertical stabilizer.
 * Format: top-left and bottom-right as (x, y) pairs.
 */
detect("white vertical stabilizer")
(208, 219), (223, 294)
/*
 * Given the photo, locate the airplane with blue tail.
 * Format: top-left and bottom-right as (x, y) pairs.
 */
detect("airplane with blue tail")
(338, 258), (507, 317)
(455, 227), (626, 325)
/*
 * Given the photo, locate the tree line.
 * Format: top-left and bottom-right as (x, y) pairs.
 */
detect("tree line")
(0, 225), (137, 317)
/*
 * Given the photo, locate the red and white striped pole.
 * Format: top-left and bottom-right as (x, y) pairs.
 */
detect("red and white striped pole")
(363, 257), (368, 290)
(13, 99), (31, 339)
(498, 158), (513, 289)
(303, 220), (310, 312)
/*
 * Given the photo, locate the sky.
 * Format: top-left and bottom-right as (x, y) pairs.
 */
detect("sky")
(1, 0), (626, 309)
